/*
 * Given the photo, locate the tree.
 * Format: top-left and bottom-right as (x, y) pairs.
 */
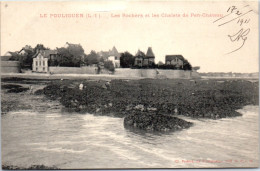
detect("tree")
(67, 44), (84, 63)
(34, 44), (49, 52)
(22, 50), (34, 69)
(84, 50), (99, 65)
(57, 47), (75, 67)
(57, 44), (85, 67)
(14, 45), (36, 69)
(120, 51), (135, 68)
(183, 59), (192, 70)
(104, 61), (115, 73)
(9, 53), (20, 61)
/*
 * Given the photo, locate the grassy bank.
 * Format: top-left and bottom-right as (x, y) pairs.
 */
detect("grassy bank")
(39, 78), (258, 119)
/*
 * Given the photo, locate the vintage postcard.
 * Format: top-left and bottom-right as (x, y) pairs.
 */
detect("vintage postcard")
(1, 0), (259, 169)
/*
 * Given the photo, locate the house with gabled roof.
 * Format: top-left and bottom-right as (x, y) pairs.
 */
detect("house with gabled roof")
(99, 46), (121, 59)
(134, 47), (155, 67)
(1, 52), (12, 61)
(134, 49), (145, 67)
(98, 46), (122, 67)
(32, 49), (58, 73)
(18, 45), (34, 55)
(165, 55), (185, 69)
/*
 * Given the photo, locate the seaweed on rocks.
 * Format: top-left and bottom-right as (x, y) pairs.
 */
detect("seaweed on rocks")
(41, 79), (258, 119)
(124, 111), (193, 132)
(2, 84), (29, 93)
(2, 164), (59, 170)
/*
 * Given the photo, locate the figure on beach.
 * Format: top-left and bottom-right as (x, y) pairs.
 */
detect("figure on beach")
(79, 83), (84, 90)
(29, 85), (33, 94)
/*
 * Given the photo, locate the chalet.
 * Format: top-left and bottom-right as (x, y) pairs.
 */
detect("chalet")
(165, 55), (184, 69)
(100, 46), (121, 68)
(134, 50), (145, 67)
(32, 50), (58, 73)
(99, 46), (121, 59)
(134, 47), (155, 67)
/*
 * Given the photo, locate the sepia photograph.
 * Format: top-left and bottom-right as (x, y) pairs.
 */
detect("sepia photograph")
(1, 0), (259, 169)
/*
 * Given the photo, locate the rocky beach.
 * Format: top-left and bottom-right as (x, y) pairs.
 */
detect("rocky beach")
(2, 77), (258, 132)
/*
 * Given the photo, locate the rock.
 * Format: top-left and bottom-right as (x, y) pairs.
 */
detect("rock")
(134, 104), (145, 111)
(124, 112), (193, 132)
(96, 108), (100, 113)
(147, 107), (157, 111)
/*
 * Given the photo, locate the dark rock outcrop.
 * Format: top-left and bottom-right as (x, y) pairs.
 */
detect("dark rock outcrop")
(1, 84), (29, 93)
(124, 112), (193, 132)
(40, 79), (258, 120)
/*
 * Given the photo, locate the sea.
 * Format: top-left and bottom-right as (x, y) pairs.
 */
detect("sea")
(1, 102), (259, 169)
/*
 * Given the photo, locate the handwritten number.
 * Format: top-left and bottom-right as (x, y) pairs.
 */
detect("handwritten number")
(236, 10), (242, 15)
(237, 18), (250, 26)
(227, 6), (237, 13)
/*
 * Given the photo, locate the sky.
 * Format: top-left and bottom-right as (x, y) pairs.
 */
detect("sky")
(1, 1), (259, 73)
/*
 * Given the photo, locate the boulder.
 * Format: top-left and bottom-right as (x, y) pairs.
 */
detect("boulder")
(124, 112), (193, 132)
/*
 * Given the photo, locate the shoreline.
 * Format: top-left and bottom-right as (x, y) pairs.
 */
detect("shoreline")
(1, 73), (258, 81)
(1, 73), (142, 81)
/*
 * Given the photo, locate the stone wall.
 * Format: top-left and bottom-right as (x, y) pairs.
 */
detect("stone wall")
(115, 69), (157, 78)
(49, 66), (97, 74)
(45, 67), (199, 79)
(114, 68), (141, 77)
(1, 61), (21, 73)
(114, 68), (198, 79)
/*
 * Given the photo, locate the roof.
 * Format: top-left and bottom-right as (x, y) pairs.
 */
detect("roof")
(4, 51), (17, 57)
(146, 47), (155, 58)
(43, 50), (58, 57)
(165, 55), (185, 61)
(135, 49), (145, 57)
(18, 48), (33, 54)
(110, 46), (119, 56)
(33, 50), (58, 58)
(99, 46), (120, 58)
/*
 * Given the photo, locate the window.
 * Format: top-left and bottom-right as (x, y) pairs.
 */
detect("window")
(36, 67), (38, 71)
(43, 61), (45, 66)
(36, 61), (38, 66)
(43, 67), (45, 71)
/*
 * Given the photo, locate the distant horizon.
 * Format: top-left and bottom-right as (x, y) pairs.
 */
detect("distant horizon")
(1, 1), (258, 73)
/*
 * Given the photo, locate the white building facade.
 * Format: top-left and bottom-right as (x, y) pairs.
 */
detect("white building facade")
(32, 52), (49, 73)
(108, 56), (120, 68)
